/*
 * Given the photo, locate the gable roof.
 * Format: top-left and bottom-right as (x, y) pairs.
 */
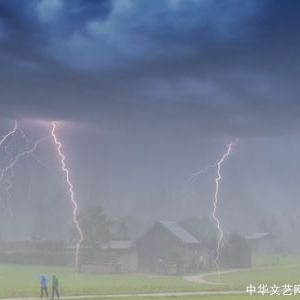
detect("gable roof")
(246, 232), (272, 240)
(158, 221), (200, 244)
(102, 240), (133, 249)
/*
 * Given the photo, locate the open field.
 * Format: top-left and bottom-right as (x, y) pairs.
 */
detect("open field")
(207, 254), (300, 290)
(252, 254), (300, 267)
(0, 296), (296, 300)
(1, 256), (300, 298)
(208, 264), (300, 289)
(97, 296), (298, 300)
(0, 264), (217, 298)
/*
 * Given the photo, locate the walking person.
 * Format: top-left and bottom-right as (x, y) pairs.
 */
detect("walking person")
(39, 274), (49, 298)
(51, 275), (60, 299)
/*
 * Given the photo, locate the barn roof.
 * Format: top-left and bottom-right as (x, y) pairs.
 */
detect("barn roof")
(246, 232), (272, 240)
(158, 221), (200, 244)
(102, 240), (133, 249)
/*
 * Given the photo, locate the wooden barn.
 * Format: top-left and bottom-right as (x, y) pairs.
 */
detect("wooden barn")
(135, 221), (201, 274)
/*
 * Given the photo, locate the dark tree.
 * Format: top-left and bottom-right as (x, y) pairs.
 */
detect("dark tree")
(269, 215), (280, 238)
(79, 205), (112, 249)
(116, 220), (129, 240)
(31, 202), (48, 241)
(258, 216), (268, 232)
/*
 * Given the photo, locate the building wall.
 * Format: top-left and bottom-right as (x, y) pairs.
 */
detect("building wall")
(135, 224), (203, 273)
(117, 251), (138, 272)
(81, 247), (138, 273)
(248, 236), (275, 254)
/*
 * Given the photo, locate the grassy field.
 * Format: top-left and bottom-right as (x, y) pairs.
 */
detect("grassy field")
(0, 264), (212, 297)
(207, 254), (300, 290)
(1, 255), (300, 298)
(252, 254), (300, 267)
(91, 296), (295, 300)
(208, 265), (300, 289)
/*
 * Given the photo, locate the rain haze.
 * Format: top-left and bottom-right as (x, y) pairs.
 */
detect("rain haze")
(0, 2), (300, 294)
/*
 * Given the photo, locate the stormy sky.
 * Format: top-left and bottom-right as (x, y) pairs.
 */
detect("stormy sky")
(1, 0), (300, 240)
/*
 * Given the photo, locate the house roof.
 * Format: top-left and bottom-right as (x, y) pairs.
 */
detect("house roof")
(158, 221), (200, 244)
(102, 240), (133, 249)
(246, 232), (272, 240)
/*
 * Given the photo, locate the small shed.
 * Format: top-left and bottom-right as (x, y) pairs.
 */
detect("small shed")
(81, 240), (138, 273)
(102, 240), (138, 272)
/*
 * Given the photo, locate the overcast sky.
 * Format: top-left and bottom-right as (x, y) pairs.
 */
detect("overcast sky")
(0, 0), (300, 239)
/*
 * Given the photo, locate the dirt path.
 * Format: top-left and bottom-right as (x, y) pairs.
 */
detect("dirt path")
(0, 290), (245, 300)
(184, 268), (248, 285)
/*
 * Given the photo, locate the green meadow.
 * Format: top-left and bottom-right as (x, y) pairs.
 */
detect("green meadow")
(0, 264), (205, 297)
(1, 255), (300, 298)
(86, 296), (295, 300)
(207, 254), (300, 290)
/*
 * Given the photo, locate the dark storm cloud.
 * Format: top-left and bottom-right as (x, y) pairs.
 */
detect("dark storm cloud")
(0, 0), (112, 65)
(2, 1), (300, 239)
(0, 0), (300, 136)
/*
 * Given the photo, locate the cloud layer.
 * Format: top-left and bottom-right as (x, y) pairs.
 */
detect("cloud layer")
(0, 0), (300, 136)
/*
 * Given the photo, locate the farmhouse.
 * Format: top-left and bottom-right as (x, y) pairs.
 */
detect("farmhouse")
(135, 221), (203, 274)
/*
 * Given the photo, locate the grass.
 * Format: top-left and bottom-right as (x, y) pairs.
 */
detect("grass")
(0, 264), (210, 297)
(1, 255), (300, 298)
(206, 254), (300, 290)
(88, 296), (295, 300)
(208, 265), (300, 289)
(252, 254), (300, 267)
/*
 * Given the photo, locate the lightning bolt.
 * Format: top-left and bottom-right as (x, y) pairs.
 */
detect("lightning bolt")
(212, 138), (238, 268)
(0, 120), (19, 219)
(19, 127), (55, 174)
(50, 121), (83, 269)
(0, 135), (50, 185)
(188, 163), (216, 184)
(0, 123), (55, 220)
(2, 145), (15, 218)
(0, 120), (18, 148)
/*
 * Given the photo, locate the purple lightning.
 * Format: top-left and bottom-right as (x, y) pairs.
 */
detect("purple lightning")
(50, 121), (83, 269)
(0, 122), (55, 220)
(188, 163), (216, 184)
(0, 120), (18, 148)
(212, 138), (238, 268)
(19, 127), (55, 174)
(2, 146), (15, 218)
(0, 135), (50, 185)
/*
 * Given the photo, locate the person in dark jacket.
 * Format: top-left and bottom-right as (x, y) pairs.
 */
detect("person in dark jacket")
(51, 275), (60, 299)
